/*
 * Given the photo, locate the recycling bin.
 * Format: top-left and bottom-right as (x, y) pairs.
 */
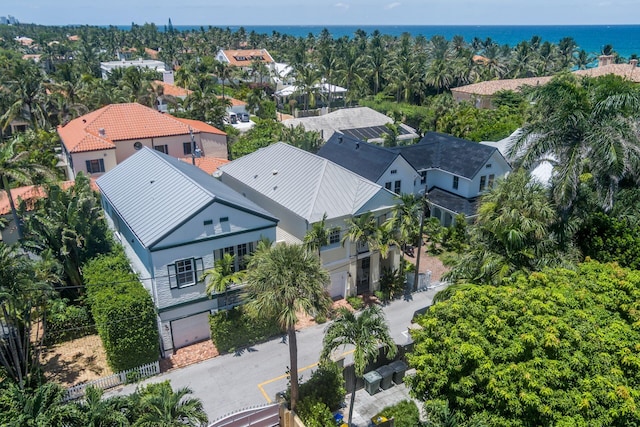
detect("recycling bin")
(389, 360), (408, 384)
(363, 370), (382, 395)
(376, 365), (394, 390)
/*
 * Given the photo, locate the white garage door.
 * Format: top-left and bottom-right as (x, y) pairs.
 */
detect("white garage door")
(328, 272), (347, 299)
(171, 312), (211, 350)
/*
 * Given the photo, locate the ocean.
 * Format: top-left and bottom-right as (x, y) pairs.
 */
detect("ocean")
(163, 24), (640, 59)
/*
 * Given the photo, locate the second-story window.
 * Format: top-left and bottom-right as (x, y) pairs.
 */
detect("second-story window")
(453, 176), (459, 190)
(328, 229), (340, 245)
(479, 176), (487, 191)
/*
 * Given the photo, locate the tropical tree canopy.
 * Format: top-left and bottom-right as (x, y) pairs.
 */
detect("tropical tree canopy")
(409, 261), (640, 426)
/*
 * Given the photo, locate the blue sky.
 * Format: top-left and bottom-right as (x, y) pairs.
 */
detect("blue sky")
(7, 0), (640, 26)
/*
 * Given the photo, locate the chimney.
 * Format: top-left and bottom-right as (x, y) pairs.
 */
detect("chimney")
(631, 59), (638, 67)
(598, 55), (614, 67)
(98, 128), (106, 137)
(163, 70), (174, 84)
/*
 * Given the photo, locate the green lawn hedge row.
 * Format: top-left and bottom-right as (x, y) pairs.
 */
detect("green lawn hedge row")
(83, 247), (159, 372)
(209, 305), (283, 353)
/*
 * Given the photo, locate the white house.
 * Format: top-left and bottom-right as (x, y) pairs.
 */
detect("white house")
(96, 148), (278, 356)
(218, 142), (401, 297)
(100, 58), (170, 80)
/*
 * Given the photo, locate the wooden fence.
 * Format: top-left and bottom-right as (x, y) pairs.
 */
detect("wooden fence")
(64, 360), (160, 401)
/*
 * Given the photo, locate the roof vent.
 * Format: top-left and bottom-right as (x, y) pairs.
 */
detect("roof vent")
(272, 169), (278, 175)
(355, 142), (360, 149)
(98, 128), (106, 137)
(338, 136), (343, 144)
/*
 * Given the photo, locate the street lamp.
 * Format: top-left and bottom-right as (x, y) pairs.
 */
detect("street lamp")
(413, 183), (431, 292)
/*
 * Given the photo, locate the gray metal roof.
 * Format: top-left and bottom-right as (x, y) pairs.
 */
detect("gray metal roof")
(96, 147), (277, 248)
(392, 132), (502, 179)
(219, 142), (397, 223)
(282, 107), (419, 142)
(317, 133), (399, 182)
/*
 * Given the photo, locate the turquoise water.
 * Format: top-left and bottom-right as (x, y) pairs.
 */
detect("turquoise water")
(164, 24), (640, 58)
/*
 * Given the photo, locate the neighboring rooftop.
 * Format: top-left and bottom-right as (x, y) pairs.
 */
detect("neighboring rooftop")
(179, 156), (230, 175)
(0, 180), (98, 215)
(96, 148), (276, 248)
(58, 103), (225, 154)
(152, 80), (192, 98)
(217, 49), (275, 67)
(282, 107), (419, 142)
(391, 132), (502, 179)
(219, 142), (398, 223)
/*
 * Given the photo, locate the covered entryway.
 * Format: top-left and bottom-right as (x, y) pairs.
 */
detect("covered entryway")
(328, 271), (347, 299)
(170, 312), (211, 350)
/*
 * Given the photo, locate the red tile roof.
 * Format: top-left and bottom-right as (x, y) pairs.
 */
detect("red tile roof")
(58, 103), (225, 153)
(0, 180), (99, 215)
(217, 96), (247, 107)
(178, 157), (230, 175)
(152, 80), (192, 97)
(145, 47), (159, 59)
(220, 49), (274, 67)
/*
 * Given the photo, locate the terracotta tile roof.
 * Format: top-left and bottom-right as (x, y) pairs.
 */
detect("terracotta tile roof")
(152, 80), (192, 97)
(178, 156), (230, 175)
(574, 63), (640, 82)
(58, 103), (225, 153)
(0, 180), (98, 215)
(217, 96), (247, 107)
(67, 35), (80, 41)
(451, 76), (554, 96)
(145, 47), (159, 59)
(220, 49), (274, 67)
(173, 117), (226, 136)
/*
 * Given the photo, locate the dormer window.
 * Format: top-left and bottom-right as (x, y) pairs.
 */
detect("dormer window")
(390, 169), (397, 175)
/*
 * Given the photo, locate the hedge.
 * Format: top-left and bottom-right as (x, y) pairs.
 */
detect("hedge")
(83, 247), (159, 372)
(45, 299), (96, 345)
(209, 305), (283, 353)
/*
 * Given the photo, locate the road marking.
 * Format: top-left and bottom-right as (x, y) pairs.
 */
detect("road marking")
(257, 349), (355, 403)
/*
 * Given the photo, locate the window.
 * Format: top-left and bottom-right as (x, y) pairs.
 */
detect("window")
(420, 171), (427, 184)
(485, 163), (492, 168)
(183, 142), (192, 155)
(237, 243), (249, 271)
(216, 243), (255, 272)
(168, 258), (203, 289)
(479, 176), (487, 191)
(220, 217), (229, 222)
(328, 228), (340, 245)
(390, 169), (397, 175)
(394, 180), (401, 194)
(488, 174), (495, 188)
(85, 159), (105, 174)
(154, 145), (168, 154)
(385, 182), (392, 190)
(453, 176), (459, 190)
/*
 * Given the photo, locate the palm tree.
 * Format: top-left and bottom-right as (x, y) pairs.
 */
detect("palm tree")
(341, 212), (383, 295)
(320, 305), (397, 426)
(304, 213), (338, 257)
(0, 381), (81, 426)
(75, 386), (129, 427)
(509, 74), (640, 211)
(133, 381), (208, 427)
(244, 243), (332, 412)
(203, 253), (245, 310)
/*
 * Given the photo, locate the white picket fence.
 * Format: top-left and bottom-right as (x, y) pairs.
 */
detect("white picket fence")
(64, 360), (160, 401)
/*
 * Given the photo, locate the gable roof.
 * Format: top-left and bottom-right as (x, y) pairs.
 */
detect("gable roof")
(58, 103), (225, 153)
(219, 49), (274, 67)
(152, 80), (192, 98)
(282, 107), (419, 142)
(391, 132), (503, 179)
(179, 156), (229, 175)
(96, 147), (276, 248)
(219, 142), (397, 223)
(317, 133), (401, 182)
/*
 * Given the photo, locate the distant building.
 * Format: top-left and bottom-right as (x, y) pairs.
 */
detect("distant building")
(215, 49), (275, 73)
(100, 58), (169, 80)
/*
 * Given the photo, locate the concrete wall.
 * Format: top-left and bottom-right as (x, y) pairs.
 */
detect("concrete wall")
(70, 149), (117, 179)
(199, 132), (228, 159)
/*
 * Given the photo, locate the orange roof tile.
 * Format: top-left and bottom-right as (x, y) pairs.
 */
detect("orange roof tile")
(217, 96), (247, 107)
(178, 157), (230, 175)
(67, 35), (80, 41)
(0, 180), (98, 215)
(145, 47), (159, 59)
(58, 103), (225, 153)
(574, 63), (640, 82)
(221, 49), (274, 67)
(152, 80), (192, 97)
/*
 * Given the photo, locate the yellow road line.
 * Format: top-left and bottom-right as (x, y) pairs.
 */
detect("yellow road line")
(257, 349), (355, 403)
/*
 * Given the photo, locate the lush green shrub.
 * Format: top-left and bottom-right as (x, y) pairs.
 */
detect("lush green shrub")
(84, 247), (159, 372)
(45, 299), (95, 344)
(296, 397), (335, 427)
(380, 400), (421, 427)
(296, 362), (346, 411)
(209, 305), (283, 353)
(576, 212), (640, 269)
(346, 296), (363, 310)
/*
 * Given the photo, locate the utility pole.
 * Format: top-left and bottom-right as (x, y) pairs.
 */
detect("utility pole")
(190, 127), (202, 165)
(413, 184), (430, 292)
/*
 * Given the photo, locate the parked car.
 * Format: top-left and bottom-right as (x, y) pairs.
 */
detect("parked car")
(227, 112), (238, 124)
(239, 113), (250, 122)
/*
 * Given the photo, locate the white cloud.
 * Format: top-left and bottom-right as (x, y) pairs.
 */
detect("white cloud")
(385, 2), (401, 9)
(334, 2), (350, 9)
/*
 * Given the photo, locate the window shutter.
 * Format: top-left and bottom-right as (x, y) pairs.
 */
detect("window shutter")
(167, 264), (177, 289)
(85, 160), (91, 173)
(99, 158), (105, 172)
(195, 258), (204, 282)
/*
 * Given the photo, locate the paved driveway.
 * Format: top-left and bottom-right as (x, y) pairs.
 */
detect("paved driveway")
(107, 285), (445, 423)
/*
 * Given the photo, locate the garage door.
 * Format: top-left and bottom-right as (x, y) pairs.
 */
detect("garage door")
(328, 272), (347, 299)
(170, 312), (211, 350)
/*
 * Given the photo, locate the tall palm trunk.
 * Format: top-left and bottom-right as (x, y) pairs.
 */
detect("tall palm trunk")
(348, 375), (357, 425)
(288, 326), (299, 412)
(2, 175), (22, 240)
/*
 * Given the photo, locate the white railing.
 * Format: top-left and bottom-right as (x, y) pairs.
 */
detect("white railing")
(64, 360), (160, 401)
(209, 403), (280, 427)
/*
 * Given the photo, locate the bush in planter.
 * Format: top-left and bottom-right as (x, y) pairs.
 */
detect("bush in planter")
(209, 306), (283, 353)
(84, 248), (159, 372)
(286, 362), (346, 411)
(346, 296), (364, 310)
(296, 397), (335, 427)
(380, 400), (421, 427)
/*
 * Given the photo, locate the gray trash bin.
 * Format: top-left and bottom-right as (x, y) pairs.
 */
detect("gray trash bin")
(376, 365), (394, 390)
(389, 360), (408, 384)
(363, 370), (382, 395)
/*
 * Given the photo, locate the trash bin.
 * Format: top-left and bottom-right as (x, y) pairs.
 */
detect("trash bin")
(376, 365), (394, 390)
(363, 370), (382, 395)
(389, 360), (408, 384)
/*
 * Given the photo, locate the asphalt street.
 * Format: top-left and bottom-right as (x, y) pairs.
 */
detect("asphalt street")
(107, 284), (445, 423)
